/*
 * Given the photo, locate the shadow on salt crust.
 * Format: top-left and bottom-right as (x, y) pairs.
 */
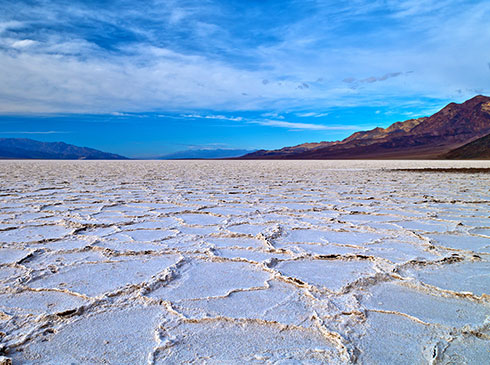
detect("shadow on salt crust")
(12, 306), (162, 364)
(28, 255), (180, 297)
(276, 259), (376, 292)
(155, 321), (341, 363)
(148, 260), (270, 301)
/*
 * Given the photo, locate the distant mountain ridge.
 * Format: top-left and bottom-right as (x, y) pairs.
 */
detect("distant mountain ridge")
(159, 149), (256, 159)
(239, 95), (490, 159)
(0, 138), (128, 160)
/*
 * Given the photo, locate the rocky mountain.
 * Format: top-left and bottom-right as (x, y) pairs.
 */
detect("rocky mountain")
(342, 117), (427, 145)
(240, 95), (490, 159)
(0, 138), (128, 160)
(444, 133), (490, 159)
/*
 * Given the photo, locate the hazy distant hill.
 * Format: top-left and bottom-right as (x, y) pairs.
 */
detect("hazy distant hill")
(0, 138), (128, 160)
(159, 149), (256, 159)
(240, 95), (490, 160)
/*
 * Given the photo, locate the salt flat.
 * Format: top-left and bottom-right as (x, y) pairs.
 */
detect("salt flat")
(0, 160), (489, 364)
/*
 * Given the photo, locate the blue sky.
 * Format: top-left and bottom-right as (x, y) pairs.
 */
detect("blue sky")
(0, 0), (489, 157)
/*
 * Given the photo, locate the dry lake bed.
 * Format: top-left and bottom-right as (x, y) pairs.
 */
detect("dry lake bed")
(0, 160), (489, 364)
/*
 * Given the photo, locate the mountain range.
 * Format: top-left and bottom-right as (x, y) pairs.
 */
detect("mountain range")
(240, 95), (490, 159)
(0, 138), (127, 160)
(159, 149), (256, 159)
(1, 95), (489, 160)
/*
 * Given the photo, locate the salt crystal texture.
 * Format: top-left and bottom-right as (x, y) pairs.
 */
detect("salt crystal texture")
(0, 160), (489, 364)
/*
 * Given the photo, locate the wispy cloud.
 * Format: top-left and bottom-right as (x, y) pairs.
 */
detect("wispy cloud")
(11, 39), (37, 48)
(250, 120), (359, 131)
(343, 72), (404, 85)
(296, 112), (329, 118)
(177, 113), (359, 131)
(110, 112), (132, 117)
(361, 72), (403, 83)
(261, 112), (285, 119)
(0, 0), (489, 114)
(1, 131), (69, 134)
(182, 114), (244, 122)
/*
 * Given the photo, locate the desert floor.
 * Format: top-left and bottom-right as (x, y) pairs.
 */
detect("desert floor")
(0, 160), (489, 364)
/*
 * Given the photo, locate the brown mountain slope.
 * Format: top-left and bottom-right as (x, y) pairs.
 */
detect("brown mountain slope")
(244, 141), (339, 158)
(444, 133), (490, 159)
(342, 117), (427, 145)
(240, 95), (490, 159)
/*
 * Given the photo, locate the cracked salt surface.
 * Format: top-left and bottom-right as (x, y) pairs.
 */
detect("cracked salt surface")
(0, 160), (489, 364)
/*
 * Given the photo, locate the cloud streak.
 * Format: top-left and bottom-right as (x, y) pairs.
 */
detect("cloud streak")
(182, 114), (244, 122)
(178, 113), (344, 131)
(343, 72), (404, 85)
(296, 112), (329, 118)
(250, 120), (360, 131)
(0, 131), (69, 134)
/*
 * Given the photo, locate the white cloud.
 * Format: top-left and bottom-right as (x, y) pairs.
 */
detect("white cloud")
(168, 8), (189, 24)
(110, 112), (132, 116)
(182, 114), (244, 121)
(0, 21), (24, 34)
(0, 43), (324, 113)
(11, 39), (37, 48)
(296, 112), (329, 118)
(250, 119), (359, 131)
(0, 0), (489, 114)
